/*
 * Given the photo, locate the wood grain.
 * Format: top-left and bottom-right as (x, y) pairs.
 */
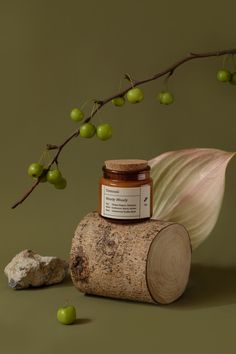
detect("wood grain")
(70, 212), (191, 304)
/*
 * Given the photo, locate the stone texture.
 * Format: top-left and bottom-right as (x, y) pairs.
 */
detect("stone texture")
(4, 249), (68, 289)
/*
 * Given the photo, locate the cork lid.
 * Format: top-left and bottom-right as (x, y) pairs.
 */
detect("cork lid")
(104, 159), (149, 172)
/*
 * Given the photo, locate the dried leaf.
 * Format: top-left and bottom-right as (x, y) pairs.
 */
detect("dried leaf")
(149, 148), (235, 250)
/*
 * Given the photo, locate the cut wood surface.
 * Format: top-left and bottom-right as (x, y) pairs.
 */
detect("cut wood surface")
(70, 212), (192, 304)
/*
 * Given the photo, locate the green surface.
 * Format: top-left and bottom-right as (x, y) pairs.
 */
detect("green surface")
(1, 1), (236, 353)
(1, 266), (236, 354)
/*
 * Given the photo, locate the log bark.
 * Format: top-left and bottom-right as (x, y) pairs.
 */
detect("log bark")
(70, 212), (191, 304)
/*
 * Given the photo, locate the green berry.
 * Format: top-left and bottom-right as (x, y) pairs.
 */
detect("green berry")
(46, 169), (62, 184)
(96, 123), (112, 141)
(216, 69), (231, 82)
(54, 178), (67, 190)
(230, 72), (236, 85)
(57, 305), (76, 325)
(80, 123), (96, 138)
(112, 96), (125, 107)
(28, 163), (44, 178)
(70, 108), (84, 122)
(126, 87), (144, 103)
(158, 91), (174, 105)
(157, 92), (164, 103)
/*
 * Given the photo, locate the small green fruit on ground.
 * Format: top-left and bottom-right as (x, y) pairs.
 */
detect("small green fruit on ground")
(216, 69), (231, 82)
(47, 169), (62, 184)
(80, 123), (96, 138)
(230, 72), (236, 85)
(28, 163), (44, 178)
(57, 305), (76, 325)
(126, 87), (144, 103)
(70, 108), (84, 122)
(158, 91), (174, 105)
(55, 178), (67, 190)
(112, 97), (125, 107)
(96, 123), (112, 140)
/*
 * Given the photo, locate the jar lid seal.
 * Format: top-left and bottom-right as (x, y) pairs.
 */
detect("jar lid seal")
(104, 159), (149, 172)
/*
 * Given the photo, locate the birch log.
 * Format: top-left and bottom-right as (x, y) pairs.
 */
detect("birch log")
(70, 212), (191, 304)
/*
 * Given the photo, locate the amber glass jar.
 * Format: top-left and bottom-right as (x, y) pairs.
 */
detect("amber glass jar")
(98, 159), (153, 222)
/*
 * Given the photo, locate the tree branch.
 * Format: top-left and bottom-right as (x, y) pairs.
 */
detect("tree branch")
(11, 47), (236, 209)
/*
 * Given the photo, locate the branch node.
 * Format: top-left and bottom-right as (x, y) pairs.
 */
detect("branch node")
(46, 144), (59, 150)
(94, 100), (103, 106)
(124, 72), (136, 85)
(167, 69), (174, 78)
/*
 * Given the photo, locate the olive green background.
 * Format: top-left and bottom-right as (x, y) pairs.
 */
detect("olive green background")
(1, 1), (236, 353)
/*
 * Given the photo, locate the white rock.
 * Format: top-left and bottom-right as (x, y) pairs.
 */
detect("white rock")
(4, 249), (68, 289)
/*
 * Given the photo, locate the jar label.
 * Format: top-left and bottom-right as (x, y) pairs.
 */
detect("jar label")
(101, 184), (151, 219)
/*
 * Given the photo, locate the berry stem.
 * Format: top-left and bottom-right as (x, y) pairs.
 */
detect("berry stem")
(231, 54), (236, 71)
(80, 98), (96, 111)
(11, 47), (236, 209)
(222, 54), (229, 69)
(124, 73), (135, 87)
(163, 73), (171, 91)
(90, 101), (99, 119)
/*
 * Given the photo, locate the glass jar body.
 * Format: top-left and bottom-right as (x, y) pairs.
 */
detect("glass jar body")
(98, 167), (153, 222)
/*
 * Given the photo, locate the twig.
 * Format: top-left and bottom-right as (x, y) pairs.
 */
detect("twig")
(11, 48), (236, 209)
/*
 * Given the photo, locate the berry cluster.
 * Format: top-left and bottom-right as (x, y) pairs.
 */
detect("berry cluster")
(70, 108), (112, 141)
(70, 87), (174, 142)
(111, 86), (175, 107)
(217, 69), (236, 85)
(29, 66), (235, 192)
(28, 163), (67, 190)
